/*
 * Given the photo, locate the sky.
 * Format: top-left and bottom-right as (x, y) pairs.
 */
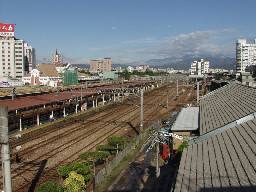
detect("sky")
(1, 0), (256, 65)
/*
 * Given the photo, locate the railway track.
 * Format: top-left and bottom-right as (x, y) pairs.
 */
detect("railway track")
(0, 84), (195, 191)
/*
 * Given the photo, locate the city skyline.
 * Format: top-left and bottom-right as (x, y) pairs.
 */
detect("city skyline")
(1, 0), (256, 65)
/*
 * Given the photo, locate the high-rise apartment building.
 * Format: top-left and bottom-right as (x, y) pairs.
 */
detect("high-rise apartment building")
(0, 23), (35, 80)
(190, 59), (210, 75)
(24, 42), (36, 72)
(90, 58), (111, 72)
(236, 39), (256, 74)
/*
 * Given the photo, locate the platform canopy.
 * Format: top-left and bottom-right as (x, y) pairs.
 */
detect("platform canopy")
(171, 107), (199, 131)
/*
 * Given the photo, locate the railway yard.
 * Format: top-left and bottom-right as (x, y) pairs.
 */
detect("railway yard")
(0, 81), (197, 191)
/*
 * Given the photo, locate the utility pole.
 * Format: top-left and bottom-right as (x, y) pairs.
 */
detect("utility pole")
(0, 105), (12, 192)
(80, 87), (83, 101)
(12, 88), (15, 100)
(166, 88), (169, 109)
(176, 80), (179, 97)
(197, 82), (199, 103)
(156, 136), (160, 192)
(140, 88), (143, 132)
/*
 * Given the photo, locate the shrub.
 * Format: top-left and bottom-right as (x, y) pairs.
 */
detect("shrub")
(130, 136), (137, 143)
(57, 162), (91, 179)
(36, 182), (63, 192)
(62, 171), (86, 192)
(83, 172), (92, 182)
(177, 141), (189, 153)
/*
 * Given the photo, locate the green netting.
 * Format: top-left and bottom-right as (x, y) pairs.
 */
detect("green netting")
(63, 70), (78, 86)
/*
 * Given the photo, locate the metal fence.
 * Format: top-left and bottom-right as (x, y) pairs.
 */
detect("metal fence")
(94, 121), (161, 185)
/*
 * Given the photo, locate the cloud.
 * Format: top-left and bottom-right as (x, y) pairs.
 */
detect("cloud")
(122, 37), (158, 44)
(129, 29), (236, 58)
(112, 26), (117, 30)
(71, 57), (90, 64)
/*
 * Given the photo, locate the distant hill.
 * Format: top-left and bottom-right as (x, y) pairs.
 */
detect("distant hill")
(146, 56), (236, 70)
(72, 64), (90, 69)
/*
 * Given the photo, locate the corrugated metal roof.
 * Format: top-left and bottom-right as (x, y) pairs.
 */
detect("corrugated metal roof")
(171, 107), (199, 131)
(0, 81), (150, 111)
(174, 83), (256, 191)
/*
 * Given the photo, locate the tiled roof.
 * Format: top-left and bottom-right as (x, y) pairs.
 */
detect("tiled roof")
(36, 64), (60, 77)
(174, 83), (256, 191)
(200, 84), (256, 135)
(174, 119), (256, 192)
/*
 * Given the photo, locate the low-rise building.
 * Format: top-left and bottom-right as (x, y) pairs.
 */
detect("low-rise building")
(22, 64), (62, 87)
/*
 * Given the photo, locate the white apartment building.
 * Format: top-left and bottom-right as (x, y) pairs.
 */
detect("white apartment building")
(236, 39), (256, 74)
(0, 37), (35, 80)
(190, 61), (197, 75)
(24, 42), (36, 72)
(190, 59), (210, 75)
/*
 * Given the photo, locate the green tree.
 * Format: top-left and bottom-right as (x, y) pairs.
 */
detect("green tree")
(253, 68), (256, 78)
(36, 182), (63, 192)
(107, 136), (125, 154)
(145, 69), (154, 76)
(107, 136), (125, 146)
(79, 151), (110, 165)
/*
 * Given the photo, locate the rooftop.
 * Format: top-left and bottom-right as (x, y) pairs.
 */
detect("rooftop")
(171, 107), (199, 131)
(174, 83), (256, 191)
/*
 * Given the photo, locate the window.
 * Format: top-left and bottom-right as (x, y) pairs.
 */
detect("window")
(16, 67), (22, 69)
(2, 59), (5, 61)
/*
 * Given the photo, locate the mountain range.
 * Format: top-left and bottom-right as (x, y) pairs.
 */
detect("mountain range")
(72, 56), (236, 71)
(145, 56), (236, 70)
